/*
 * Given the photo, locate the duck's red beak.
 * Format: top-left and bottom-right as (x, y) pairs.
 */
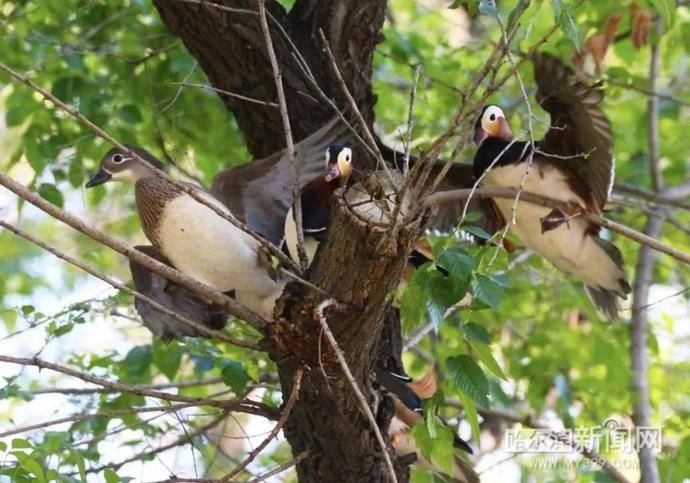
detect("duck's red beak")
(324, 164), (341, 182)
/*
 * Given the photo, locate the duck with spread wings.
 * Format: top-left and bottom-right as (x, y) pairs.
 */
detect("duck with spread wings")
(469, 53), (630, 318)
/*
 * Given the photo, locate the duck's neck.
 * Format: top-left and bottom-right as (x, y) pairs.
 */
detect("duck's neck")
(473, 138), (533, 179)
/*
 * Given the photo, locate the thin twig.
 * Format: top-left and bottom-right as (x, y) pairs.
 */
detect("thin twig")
(171, 82), (280, 108)
(315, 299), (398, 483)
(221, 368), (303, 481)
(257, 0), (308, 270)
(0, 221), (261, 350)
(30, 377), (223, 395)
(248, 450), (311, 483)
(424, 187), (690, 265)
(0, 354), (279, 419)
(318, 30), (395, 185)
(0, 173), (270, 331)
(0, 402), (201, 439)
(0, 59), (302, 275)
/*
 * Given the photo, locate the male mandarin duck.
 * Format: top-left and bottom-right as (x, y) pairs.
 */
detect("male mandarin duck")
(470, 53), (630, 318)
(283, 144), (354, 264)
(376, 367), (479, 483)
(282, 146), (448, 282)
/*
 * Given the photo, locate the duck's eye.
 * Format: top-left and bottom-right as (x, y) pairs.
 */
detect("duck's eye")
(113, 154), (124, 163)
(345, 154), (351, 162)
(489, 114), (496, 122)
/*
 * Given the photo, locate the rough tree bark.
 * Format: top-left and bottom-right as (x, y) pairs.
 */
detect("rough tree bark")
(152, 1), (416, 481)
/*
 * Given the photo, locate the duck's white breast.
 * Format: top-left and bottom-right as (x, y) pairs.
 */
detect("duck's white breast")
(157, 193), (264, 293)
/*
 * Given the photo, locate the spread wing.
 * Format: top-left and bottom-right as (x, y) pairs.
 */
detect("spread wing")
(211, 117), (353, 245)
(534, 53), (613, 210)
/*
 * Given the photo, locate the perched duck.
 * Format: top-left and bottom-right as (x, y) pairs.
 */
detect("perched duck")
(471, 53), (630, 319)
(376, 367), (478, 483)
(86, 146), (285, 320)
(283, 144), (354, 264)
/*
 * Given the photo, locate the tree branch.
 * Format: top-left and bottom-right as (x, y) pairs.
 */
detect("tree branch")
(424, 187), (690, 265)
(0, 354), (278, 419)
(0, 173), (270, 331)
(221, 368), (304, 481)
(316, 299), (398, 483)
(0, 220), (261, 350)
(630, 23), (664, 483)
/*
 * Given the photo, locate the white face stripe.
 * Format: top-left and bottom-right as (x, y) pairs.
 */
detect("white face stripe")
(337, 147), (353, 165)
(109, 168), (137, 182)
(482, 105), (505, 125)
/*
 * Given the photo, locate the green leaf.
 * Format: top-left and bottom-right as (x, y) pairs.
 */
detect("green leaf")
(447, 355), (490, 407)
(104, 468), (120, 483)
(463, 211), (483, 222)
(12, 439), (32, 449)
(37, 184), (64, 208)
(118, 105), (143, 124)
(221, 360), (249, 395)
(553, 0), (580, 49)
(152, 342), (183, 380)
(14, 453), (45, 482)
(471, 341), (507, 380)
(458, 391), (481, 443)
(437, 248), (475, 281)
(650, 0), (675, 28)
(472, 274), (503, 310)
(5, 107), (28, 127)
(460, 322), (490, 344)
(462, 225), (491, 240)
(123, 346), (152, 379)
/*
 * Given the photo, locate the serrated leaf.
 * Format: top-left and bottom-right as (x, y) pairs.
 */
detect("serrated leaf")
(553, 0), (580, 49)
(437, 248), (475, 281)
(471, 341), (507, 380)
(472, 274), (503, 310)
(38, 183), (64, 208)
(458, 391), (481, 443)
(650, 0), (675, 28)
(221, 360), (249, 395)
(447, 355), (490, 407)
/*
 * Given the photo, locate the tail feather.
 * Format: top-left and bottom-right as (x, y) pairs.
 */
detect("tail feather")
(585, 285), (622, 320)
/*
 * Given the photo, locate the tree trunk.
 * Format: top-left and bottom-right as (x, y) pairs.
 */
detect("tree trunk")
(152, 2), (420, 481)
(153, 0), (386, 161)
(269, 190), (421, 482)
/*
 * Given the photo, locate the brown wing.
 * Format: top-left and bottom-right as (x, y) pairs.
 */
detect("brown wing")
(211, 117), (353, 246)
(534, 53), (613, 210)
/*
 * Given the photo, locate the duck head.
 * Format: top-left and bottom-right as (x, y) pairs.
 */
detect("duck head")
(474, 105), (513, 146)
(323, 144), (353, 186)
(86, 146), (164, 188)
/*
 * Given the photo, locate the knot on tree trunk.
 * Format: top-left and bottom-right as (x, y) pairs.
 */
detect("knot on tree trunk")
(266, 183), (424, 483)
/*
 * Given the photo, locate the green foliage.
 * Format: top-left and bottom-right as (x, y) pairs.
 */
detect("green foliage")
(0, 0), (689, 481)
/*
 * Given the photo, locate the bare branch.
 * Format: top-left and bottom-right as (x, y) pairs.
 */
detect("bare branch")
(257, 0), (308, 270)
(630, 22), (664, 483)
(0, 402), (202, 439)
(0, 173), (270, 331)
(171, 82), (280, 108)
(30, 377), (223, 396)
(0, 59), (302, 275)
(248, 450), (311, 483)
(316, 299), (398, 483)
(220, 368), (304, 481)
(0, 354), (279, 419)
(0, 220), (261, 350)
(424, 187), (690, 265)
